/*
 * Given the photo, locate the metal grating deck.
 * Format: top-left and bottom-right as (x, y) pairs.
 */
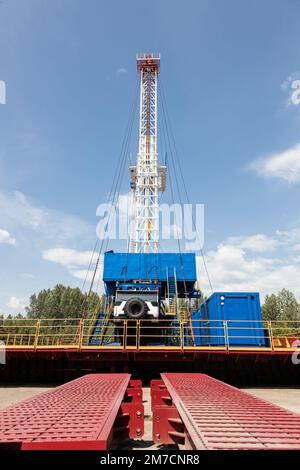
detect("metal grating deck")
(0, 373), (130, 450)
(161, 373), (300, 450)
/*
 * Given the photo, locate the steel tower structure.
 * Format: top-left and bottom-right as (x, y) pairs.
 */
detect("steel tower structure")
(130, 53), (166, 253)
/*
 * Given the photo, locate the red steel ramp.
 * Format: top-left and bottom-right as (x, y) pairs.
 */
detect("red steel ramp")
(0, 373), (143, 450)
(152, 373), (300, 450)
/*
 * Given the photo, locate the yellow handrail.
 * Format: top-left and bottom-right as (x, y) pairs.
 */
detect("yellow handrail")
(0, 318), (300, 351)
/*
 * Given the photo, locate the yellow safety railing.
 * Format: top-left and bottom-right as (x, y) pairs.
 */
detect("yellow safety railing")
(0, 318), (299, 351)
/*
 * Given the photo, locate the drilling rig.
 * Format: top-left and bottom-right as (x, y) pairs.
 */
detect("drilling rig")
(0, 54), (280, 387)
(93, 54), (198, 347)
(90, 54), (266, 351)
(0, 56), (299, 453)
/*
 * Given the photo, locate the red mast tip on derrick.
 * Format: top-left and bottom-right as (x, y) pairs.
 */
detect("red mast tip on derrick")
(136, 53), (160, 74)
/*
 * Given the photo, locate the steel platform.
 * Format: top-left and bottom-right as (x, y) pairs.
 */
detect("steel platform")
(152, 373), (300, 450)
(0, 373), (144, 450)
(1, 317), (299, 385)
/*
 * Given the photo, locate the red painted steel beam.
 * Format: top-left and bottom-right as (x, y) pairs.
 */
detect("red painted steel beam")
(150, 379), (172, 409)
(128, 379), (142, 389)
(0, 373), (132, 450)
(115, 403), (144, 439)
(4, 347), (298, 357)
(157, 373), (300, 450)
(125, 388), (143, 403)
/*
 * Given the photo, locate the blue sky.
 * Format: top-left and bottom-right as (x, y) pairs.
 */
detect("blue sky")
(1, 0), (300, 313)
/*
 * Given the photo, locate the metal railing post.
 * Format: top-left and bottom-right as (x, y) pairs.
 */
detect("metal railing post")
(180, 320), (184, 350)
(137, 320), (140, 351)
(223, 320), (229, 350)
(268, 321), (274, 351)
(124, 320), (127, 349)
(79, 319), (84, 350)
(34, 320), (41, 350)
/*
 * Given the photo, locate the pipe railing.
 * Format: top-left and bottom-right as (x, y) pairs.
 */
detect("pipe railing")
(0, 318), (299, 351)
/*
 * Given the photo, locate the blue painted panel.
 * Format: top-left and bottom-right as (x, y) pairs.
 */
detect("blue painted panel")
(103, 252), (197, 282)
(192, 292), (270, 347)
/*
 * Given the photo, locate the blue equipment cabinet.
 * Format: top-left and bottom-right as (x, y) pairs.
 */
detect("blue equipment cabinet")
(191, 292), (270, 347)
(103, 251), (197, 297)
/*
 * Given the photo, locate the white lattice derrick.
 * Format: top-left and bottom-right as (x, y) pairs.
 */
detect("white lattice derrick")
(128, 53), (166, 254)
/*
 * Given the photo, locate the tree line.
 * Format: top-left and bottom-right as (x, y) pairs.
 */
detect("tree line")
(0, 285), (299, 325)
(262, 288), (300, 327)
(0, 284), (104, 323)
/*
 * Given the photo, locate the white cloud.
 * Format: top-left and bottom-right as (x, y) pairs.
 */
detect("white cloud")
(0, 228), (16, 246)
(20, 272), (35, 279)
(0, 191), (46, 229)
(248, 142), (300, 184)
(6, 296), (27, 312)
(42, 248), (103, 289)
(0, 190), (92, 243)
(71, 269), (98, 283)
(199, 229), (300, 301)
(116, 67), (128, 77)
(281, 72), (300, 107)
(227, 234), (277, 252)
(0, 192), (98, 313)
(43, 247), (95, 268)
(276, 227), (300, 240)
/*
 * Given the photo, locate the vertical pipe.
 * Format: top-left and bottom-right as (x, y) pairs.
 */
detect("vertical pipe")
(34, 320), (41, 350)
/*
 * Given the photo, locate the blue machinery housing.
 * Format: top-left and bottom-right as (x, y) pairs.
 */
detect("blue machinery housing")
(191, 292), (269, 347)
(102, 252), (268, 348)
(103, 252), (197, 297)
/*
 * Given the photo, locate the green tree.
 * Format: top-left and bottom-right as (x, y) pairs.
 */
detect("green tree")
(22, 285), (104, 343)
(261, 293), (281, 321)
(25, 284), (103, 319)
(262, 289), (300, 336)
(277, 289), (300, 324)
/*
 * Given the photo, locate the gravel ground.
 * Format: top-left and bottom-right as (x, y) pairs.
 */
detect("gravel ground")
(0, 385), (300, 449)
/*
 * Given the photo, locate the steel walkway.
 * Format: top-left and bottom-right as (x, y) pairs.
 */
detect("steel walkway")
(0, 374), (144, 450)
(152, 373), (300, 450)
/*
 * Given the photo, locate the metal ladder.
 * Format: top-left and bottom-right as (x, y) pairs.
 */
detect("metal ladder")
(165, 266), (177, 316)
(88, 297), (113, 346)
